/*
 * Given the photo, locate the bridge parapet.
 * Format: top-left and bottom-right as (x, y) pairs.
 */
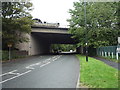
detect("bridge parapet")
(31, 26), (69, 34)
(32, 23), (59, 28)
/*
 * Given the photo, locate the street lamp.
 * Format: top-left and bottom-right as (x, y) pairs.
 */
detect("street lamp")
(84, 0), (88, 62)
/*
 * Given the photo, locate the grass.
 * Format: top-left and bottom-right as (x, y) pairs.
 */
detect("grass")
(76, 54), (119, 88)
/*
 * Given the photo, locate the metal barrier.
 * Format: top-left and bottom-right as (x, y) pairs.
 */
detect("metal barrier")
(96, 46), (119, 60)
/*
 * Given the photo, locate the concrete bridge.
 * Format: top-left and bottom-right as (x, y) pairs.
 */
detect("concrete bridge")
(16, 25), (77, 55)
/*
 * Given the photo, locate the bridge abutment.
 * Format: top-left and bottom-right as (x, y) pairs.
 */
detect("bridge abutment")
(16, 33), (50, 55)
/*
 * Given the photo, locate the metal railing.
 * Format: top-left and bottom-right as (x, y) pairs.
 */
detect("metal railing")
(97, 46), (120, 60)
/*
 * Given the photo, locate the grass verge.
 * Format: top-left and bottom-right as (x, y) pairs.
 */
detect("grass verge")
(76, 54), (119, 88)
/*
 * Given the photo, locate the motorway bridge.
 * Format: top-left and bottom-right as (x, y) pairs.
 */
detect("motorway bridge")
(16, 25), (78, 55)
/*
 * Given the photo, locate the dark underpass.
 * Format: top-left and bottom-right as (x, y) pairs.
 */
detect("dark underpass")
(28, 26), (78, 55)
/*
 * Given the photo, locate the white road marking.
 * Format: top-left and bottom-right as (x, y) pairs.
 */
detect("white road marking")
(0, 70), (17, 77)
(52, 55), (62, 61)
(40, 62), (51, 67)
(35, 63), (41, 65)
(25, 62), (41, 70)
(8, 72), (20, 75)
(26, 66), (34, 70)
(0, 55), (61, 84)
(0, 70), (31, 84)
(1, 55), (62, 84)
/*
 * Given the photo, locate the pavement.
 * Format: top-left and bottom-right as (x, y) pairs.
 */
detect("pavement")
(1, 55), (80, 88)
(93, 57), (120, 70)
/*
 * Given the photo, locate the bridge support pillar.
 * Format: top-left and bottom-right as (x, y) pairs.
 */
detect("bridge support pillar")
(16, 33), (51, 55)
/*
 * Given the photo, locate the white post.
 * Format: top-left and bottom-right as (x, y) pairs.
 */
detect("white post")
(116, 52), (118, 60)
(108, 52), (110, 57)
(102, 51), (104, 56)
(105, 52), (107, 57)
(112, 52), (114, 58)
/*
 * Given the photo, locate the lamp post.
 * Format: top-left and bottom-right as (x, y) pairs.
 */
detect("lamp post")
(7, 43), (12, 61)
(84, 0), (88, 62)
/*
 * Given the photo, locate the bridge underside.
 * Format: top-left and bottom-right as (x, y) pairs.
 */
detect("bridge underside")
(27, 32), (77, 55)
(17, 27), (78, 55)
(32, 32), (76, 44)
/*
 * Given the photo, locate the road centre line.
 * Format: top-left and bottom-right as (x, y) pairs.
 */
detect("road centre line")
(26, 66), (34, 70)
(25, 56), (54, 69)
(52, 55), (61, 61)
(40, 55), (62, 67)
(0, 70), (31, 84)
(40, 62), (51, 67)
(25, 56), (55, 69)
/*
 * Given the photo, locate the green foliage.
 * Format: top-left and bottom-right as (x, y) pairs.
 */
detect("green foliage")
(2, 2), (33, 49)
(2, 50), (27, 61)
(51, 44), (76, 52)
(68, 2), (120, 48)
(76, 55), (119, 88)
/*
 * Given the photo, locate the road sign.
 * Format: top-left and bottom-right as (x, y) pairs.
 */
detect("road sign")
(7, 43), (12, 47)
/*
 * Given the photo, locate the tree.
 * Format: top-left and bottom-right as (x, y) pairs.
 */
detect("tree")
(68, 2), (120, 48)
(51, 44), (76, 52)
(2, 2), (33, 49)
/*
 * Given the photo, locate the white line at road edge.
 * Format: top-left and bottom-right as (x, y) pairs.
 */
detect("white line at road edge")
(76, 72), (80, 88)
(0, 70), (31, 84)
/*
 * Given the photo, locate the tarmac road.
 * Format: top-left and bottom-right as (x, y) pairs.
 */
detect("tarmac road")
(1, 55), (80, 88)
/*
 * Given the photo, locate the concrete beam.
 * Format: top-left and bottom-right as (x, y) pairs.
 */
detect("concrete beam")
(32, 28), (68, 34)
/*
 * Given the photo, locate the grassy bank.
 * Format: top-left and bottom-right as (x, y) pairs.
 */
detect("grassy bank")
(76, 54), (119, 88)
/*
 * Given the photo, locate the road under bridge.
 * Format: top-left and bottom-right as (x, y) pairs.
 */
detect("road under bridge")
(17, 26), (78, 55)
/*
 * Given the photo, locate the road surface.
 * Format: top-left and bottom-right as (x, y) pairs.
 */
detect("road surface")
(1, 55), (80, 88)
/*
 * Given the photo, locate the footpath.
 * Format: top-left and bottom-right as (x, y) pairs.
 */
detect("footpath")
(93, 57), (120, 70)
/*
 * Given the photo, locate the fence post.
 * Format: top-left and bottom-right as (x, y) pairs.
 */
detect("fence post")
(105, 52), (107, 57)
(102, 51), (104, 56)
(108, 52), (110, 57)
(116, 52), (118, 60)
(112, 52), (114, 59)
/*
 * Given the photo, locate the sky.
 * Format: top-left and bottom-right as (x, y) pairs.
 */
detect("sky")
(30, 0), (79, 27)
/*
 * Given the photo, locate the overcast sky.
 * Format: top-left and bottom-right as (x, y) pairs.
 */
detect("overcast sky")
(30, 0), (79, 27)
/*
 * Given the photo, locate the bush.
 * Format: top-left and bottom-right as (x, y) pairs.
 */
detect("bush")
(2, 50), (28, 61)
(2, 51), (9, 60)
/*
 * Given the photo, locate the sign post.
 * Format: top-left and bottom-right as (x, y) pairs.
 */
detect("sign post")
(118, 37), (120, 44)
(7, 43), (12, 61)
(116, 37), (120, 60)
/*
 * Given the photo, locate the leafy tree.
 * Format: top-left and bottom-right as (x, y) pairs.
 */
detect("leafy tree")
(2, 2), (33, 49)
(68, 2), (120, 48)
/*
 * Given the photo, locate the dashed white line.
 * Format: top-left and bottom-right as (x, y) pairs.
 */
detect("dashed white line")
(40, 62), (51, 67)
(25, 62), (41, 70)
